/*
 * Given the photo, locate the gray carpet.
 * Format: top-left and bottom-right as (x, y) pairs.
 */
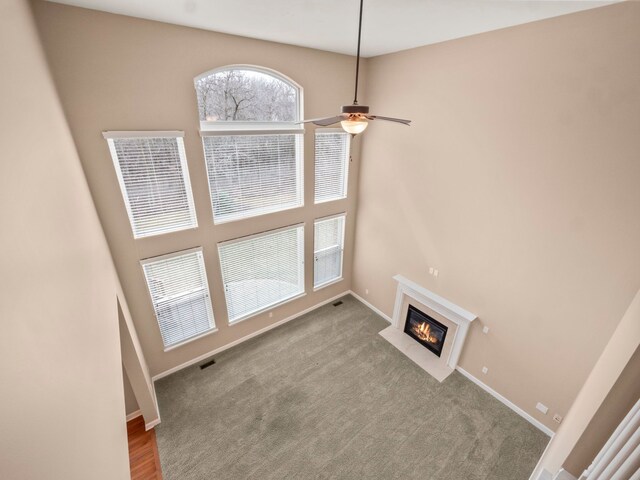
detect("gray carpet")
(155, 295), (549, 479)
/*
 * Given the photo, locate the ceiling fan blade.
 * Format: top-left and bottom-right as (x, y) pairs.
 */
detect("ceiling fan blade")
(300, 115), (345, 127)
(366, 115), (412, 126)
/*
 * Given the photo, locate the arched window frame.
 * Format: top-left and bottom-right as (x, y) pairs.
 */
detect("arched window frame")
(194, 64), (304, 134)
(194, 65), (305, 224)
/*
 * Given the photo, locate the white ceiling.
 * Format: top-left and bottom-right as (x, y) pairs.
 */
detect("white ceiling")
(47, 0), (616, 57)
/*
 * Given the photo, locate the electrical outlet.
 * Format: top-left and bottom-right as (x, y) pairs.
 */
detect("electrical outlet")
(553, 414), (563, 424)
(429, 267), (434, 275)
(433, 269), (439, 277)
(482, 366), (488, 374)
(536, 402), (549, 414)
(365, 289), (369, 295)
(482, 326), (490, 334)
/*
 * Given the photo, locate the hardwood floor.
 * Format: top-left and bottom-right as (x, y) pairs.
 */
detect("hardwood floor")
(127, 416), (162, 480)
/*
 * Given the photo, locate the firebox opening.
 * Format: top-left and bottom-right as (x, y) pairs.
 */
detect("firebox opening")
(404, 305), (448, 357)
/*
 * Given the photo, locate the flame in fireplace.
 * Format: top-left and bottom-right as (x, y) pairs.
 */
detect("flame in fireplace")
(413, 321), (439, 344)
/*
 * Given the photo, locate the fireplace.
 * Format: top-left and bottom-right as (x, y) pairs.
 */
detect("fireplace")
(379, 275), (477, 382)
(404, 305), (448, 357)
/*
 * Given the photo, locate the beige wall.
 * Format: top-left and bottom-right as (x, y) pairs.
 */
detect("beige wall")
(123, 365), (140, 416)
(352, 2), (640, 432)
(564, 344), (640, 476)
(0, 1), (129, 478)
(28, 0), (639, 448)
(32, 1), (364, 377)
(119, 298), (159, 426)
(532, 288), (640, 478)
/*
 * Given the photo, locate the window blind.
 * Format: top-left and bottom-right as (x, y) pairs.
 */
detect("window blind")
(314, 130), (350, 203)
(203, 134), (303, 223)
(218, 224), (305, 323)
(141, 248), (215, 349)
(106, 134), (197, 238)
(314, 214), (346, 288)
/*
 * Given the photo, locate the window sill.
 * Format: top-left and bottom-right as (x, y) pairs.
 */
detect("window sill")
(163, 327), (218, 352)
(313, 277), (344, 292)
(133, 224), (199, 240)
(314, 197), (347, 206)
(228, 292), (307, 326)
(213, 202), (304, 226)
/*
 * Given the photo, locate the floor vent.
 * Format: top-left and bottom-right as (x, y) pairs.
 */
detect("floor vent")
(200, 359), (216, 370)
(333, 300), (343, 307)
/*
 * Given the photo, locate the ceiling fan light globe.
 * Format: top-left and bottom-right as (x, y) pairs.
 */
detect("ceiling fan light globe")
(341, 118), (368, 135)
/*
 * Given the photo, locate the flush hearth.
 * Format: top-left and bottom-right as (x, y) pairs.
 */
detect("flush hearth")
(378, 275), (477, 382)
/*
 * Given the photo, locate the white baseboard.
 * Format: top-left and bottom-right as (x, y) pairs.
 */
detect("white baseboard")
(126, 410), (142, 422)
(554, 469), (577, 480)
(456, 366), (555, 437)
(145, 417), (161, 431)
(126, 409), (160, 431)
(152, 291), (351, 381)
(349, 292), (552, 437)
(533, 470), (555, 480)
(348, 290), (393, 323)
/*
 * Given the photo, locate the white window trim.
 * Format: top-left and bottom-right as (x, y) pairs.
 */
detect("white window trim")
(195, 65), (305, 225)
(140, 247), (217, 350)
(314, 128), (351, 205)
(313, 277), (344, 292)
(199, 126), (304, 136)
(106, 132), (198, 239)
(313, 213), (347, 290)
(203, 132), (305, 225)
(139, 246), (202, 265)
(162, 327), (219, 352)
(218, 223), (306, 324)
(103, 130), (184, 139)
(194, 64), (304, 131)
(314, 211), (348, 224)
(212, 201), (303, 226)
(217, 223), (305, 247)
(228, 292), (307, 326)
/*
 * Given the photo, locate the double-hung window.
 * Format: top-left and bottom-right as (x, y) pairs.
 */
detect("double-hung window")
(314, 214), (346, 289)
(195, 66), (304, 224)
(141, 248), (215, 350)
(314, 130), (350, 203)
(218, 225), (305, 323)
(104, 131), (197, 238)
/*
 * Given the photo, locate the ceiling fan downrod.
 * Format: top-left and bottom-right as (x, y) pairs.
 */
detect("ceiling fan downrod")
(352, 0), (364, 106)
(300, 0), (411, 134)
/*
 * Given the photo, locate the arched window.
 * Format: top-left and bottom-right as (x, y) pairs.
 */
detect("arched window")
(195, 66), (304, 224)
(195, 66), (300, 125)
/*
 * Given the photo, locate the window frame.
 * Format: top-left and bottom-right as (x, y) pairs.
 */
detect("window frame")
(103, 130), (198, 239)
(194, 64), (304, 132)
(218, 223), (306, 325)
(194, 65), (305, 224)
(314, 128), (351, 204)
(140, 247), (217, 351)
(313, 213), (347, 290)
(201, 132), (304, 224)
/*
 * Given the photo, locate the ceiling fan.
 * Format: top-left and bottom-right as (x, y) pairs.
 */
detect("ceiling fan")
(301, 0), (411, 135)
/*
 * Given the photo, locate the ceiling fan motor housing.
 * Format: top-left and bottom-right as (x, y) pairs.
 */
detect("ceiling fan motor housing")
(342, 104), (370, 115)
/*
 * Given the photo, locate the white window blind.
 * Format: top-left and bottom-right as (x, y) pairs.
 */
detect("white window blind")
(141, 248), (215, 349)
(203, 134), (303, 223)
(315, 130), (350, 203)
(314, 214), (346, 288)
(105, 133), (197, 238)
(218, 224), (305, 323)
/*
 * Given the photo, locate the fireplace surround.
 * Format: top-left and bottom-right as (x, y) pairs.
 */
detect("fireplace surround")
(379, 275), (477, 382)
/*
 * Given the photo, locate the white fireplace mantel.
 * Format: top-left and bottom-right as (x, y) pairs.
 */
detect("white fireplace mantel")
(380, 274), (477, 382)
